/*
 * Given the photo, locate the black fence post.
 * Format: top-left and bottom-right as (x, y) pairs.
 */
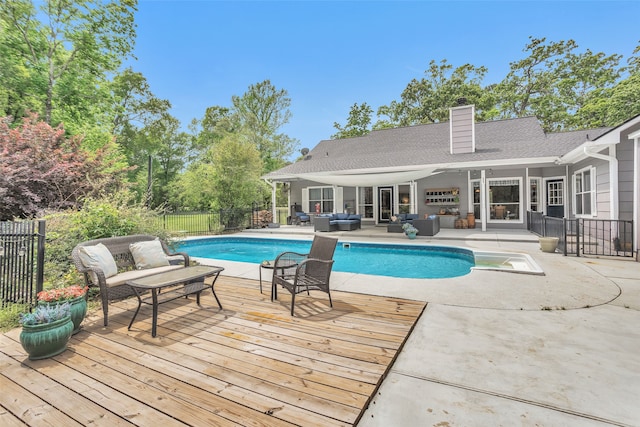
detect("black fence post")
(36, 220), (45, 295)
(576, 219), (581, 257)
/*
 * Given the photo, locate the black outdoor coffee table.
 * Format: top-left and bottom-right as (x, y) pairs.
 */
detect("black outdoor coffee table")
(127, 265), (224, 337)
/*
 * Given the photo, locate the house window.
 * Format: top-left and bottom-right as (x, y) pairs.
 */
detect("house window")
(357, 187), (373, 219)
(471, 179), (481, 219)
(488, 178), (521, 221)
(547, 181), (564, 206)
(308, 187), (334, 214)
(398, 184), (411, 214)
(574, 167), (595, 216)
(530, 178), (541, 212)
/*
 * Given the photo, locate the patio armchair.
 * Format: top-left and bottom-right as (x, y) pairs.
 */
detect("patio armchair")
(290, 203), (310, 225)
(271, 235), (338, 315)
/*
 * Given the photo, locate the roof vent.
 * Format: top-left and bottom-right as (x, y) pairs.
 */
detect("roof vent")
(449, 104), (475, 154)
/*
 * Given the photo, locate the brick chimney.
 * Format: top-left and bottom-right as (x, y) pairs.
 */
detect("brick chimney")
(449, 100), (475, 154)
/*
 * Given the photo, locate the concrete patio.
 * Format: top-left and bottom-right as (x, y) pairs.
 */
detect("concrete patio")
(197, 225), (640, 426)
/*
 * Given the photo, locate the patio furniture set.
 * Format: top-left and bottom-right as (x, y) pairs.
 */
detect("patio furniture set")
(72, 234), (338, 336)
(387, 214), (440, 236)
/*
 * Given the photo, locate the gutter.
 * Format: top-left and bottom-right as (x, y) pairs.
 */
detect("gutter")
(583, 146), (618, 220)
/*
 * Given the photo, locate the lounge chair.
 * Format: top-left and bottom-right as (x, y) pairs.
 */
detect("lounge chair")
(271, 235), (338, 315)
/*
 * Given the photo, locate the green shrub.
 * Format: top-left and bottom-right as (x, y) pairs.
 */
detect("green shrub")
(42, 192), (176, 288)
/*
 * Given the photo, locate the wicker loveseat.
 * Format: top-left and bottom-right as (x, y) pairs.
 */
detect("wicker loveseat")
(71, 235), (189, 326)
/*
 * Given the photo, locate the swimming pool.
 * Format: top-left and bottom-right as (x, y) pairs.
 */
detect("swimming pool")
(176, 237), (475, 279)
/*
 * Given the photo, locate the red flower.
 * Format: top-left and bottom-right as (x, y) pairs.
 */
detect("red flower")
(37, 285), (88, 303)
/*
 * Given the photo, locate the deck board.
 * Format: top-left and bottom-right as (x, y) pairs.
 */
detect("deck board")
(0, 276), (426, 426)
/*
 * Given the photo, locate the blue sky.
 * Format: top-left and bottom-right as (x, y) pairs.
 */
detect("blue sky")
(130, 1), (639, 154)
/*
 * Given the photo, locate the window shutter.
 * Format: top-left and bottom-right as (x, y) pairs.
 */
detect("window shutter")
(302, 188), (309, 212)
(334, 186), (343, 214)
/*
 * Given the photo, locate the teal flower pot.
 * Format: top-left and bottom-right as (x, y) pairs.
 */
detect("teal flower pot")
(407, 232), (417, 240)
(39, 295), (87, 334)
(19, 316), (73, 360)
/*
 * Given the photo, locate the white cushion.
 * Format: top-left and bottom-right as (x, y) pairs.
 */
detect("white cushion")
(105, 265), (183, 288)
(79, 243), (118, 283)
(129, 239), (170, 269)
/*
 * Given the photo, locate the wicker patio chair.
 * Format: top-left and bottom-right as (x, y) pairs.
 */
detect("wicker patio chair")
(271, 235), (338, 315)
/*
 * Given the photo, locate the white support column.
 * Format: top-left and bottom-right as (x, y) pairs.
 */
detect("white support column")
(481, 169), (487, 232)
(269, 180), (277, 222)
(411, 181), (418, 214)
(629, 130), (640, 254)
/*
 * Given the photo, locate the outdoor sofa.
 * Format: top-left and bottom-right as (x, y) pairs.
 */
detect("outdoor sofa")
(412, 215), (440, 236)
(387, 213), (419, 233)
(71, 234), (189, 326)
(314, 213), (362, 232)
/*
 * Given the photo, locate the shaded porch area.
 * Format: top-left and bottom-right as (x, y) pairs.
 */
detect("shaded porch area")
(0, 276), (425, 426)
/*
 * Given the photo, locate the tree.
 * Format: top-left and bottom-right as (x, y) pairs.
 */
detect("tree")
(231, 80), (299, 173)
(189, 105), (234, 154)
(377, 59), (494, 127)
(169, 131), (265, 211)
(0, 113), (128, 220)
(128, 113), (188, 208)
(494, 37), (622, 131)
(111, 68), (172, 136)
(0, 0), (137, 124)
(331, 102), (373, 139)
(575, 42), (640, 128)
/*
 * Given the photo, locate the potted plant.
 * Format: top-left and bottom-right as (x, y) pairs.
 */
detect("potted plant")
(19, 303), (73, 360)
(539, 236), (559, 253)
(402, 223), (419, 239)
(37, 285), (88, 334)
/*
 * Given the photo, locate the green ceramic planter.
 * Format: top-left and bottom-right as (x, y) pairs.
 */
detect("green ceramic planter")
(39, 295), (87, 334)
(19, 316), (73, 360)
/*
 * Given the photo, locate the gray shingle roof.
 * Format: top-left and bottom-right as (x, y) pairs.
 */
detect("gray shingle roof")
(265, 117), (612, 178)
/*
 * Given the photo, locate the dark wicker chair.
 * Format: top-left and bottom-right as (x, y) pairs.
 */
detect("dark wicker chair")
(271, 235), (338, 315)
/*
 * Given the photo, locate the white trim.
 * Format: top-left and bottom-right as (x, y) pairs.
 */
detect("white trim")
(480, 170), (487, 231)
(486, 176), (524, 224)
(634, 134), (639, 253)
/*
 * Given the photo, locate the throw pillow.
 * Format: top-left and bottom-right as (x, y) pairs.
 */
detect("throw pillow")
(79, 243), (118, 282)
(129, 239), (170, 269)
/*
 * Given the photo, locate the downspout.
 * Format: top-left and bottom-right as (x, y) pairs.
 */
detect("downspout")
(583, 146), (618, 220)
(630, 131), (640, 256)
(263, 179), (277, 223)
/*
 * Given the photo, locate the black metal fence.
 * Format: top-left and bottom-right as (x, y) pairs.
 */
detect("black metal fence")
(158, 204), (289, 236)
(528, 211), (635, 257)
(0, 220), (45, 309)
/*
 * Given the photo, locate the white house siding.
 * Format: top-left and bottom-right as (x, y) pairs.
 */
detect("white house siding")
(571, 157), (610, 220)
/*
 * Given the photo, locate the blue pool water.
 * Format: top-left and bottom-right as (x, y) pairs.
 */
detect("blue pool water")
(177, 237), (474, 279)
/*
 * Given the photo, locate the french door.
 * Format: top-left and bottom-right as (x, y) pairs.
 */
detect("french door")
(378, 187), (393, 223)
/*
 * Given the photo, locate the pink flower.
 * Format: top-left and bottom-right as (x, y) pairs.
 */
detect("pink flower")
(37, 285), (88, 303)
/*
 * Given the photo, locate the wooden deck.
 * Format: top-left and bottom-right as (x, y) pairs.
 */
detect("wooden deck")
(0, 276), (426, 426)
